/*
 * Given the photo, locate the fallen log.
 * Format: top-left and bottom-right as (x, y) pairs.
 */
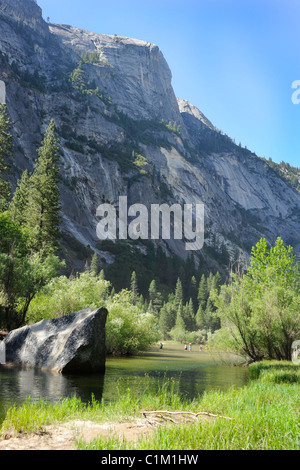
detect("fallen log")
(141, 410), (234, 421)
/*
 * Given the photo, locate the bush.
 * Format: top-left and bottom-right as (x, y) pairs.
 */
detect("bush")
(26, 271), (159, 356)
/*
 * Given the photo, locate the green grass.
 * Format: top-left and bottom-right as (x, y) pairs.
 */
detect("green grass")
(1, 362), (299, 450)
(249, 360), (300, 384)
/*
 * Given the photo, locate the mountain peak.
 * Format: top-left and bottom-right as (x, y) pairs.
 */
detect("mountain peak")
(178, 99), (214, 130)
(0, 0), (49, 37)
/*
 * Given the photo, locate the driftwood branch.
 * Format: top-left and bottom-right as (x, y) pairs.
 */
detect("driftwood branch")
(141, 410), (234, 421)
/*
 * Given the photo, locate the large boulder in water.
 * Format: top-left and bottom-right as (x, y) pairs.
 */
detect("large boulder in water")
(3, 307), (108, 374)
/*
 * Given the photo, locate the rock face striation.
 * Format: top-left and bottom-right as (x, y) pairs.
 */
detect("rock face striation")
(1, 0), (300, 272)
(3, 307), (108, 374)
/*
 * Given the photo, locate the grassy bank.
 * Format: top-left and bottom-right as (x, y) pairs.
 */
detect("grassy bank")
(0, 362), (299, 450)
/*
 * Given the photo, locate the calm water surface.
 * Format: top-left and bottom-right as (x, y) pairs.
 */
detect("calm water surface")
(0, 343), (249, 423)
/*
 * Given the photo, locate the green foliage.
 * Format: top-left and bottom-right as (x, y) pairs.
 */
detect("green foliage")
(81, 51), (102, 65)
(160, 119), (181, 135)
(27, 271), (159, 356)
(130, 271), (139, 305)
(262, 156), (300, 192)
(0, 104), (12, 211)
(0, 212), (62, 330)
(9, 170), (30, 226)
(90, 252), (100, 276)
(27, 272), (111, 322)
(213, 237), (300, 361)
(98, 238), (223, 342)
(69, 61), (112, 105)
(132, 153), (148, 174)
(249, 361), (300, 384)
(106, 290), (159, 355)
(12, 120), (61, 254)
(1, 119), (63, 330)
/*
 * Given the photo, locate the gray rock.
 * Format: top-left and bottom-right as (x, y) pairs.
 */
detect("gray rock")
(0, 80), (5, 104)
(3, 307), (108, 374)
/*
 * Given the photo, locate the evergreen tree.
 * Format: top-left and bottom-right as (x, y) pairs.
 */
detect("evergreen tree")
(207, 272), (214, 292)
(26, 120), (60, 254)
(174, 277), (183, 310)
(149, 279), (157, 304)
(148, 279), (162, 314)
(137, 294), (146, 311)
(90, 252), (99, 276)
(183, 298), (195, 331)
(110, 286), (115, 297)
(170, 300), (186, 342)
(195, 304), (206, 330)
(0, 104), (12, 211)
(212, 272), (222, 293)
(175, 301), (186, 331)
(158, 302), (175, 339)
(188, 275), (198, 311)
(197, 274), (208, 310)
(130, 271), (139, 305)
(99, 269), (105, 280)
(205, 297), (214, 331)
(9, 170), (30, 225)
(188, 297), (195, 330)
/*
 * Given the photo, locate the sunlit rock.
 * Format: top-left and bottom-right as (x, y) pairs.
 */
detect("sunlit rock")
(3, 308), (108, 374)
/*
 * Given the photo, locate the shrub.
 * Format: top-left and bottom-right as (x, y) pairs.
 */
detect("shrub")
(26, 271), (159, 356)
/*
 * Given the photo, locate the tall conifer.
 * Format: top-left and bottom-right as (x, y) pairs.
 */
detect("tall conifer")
(9, 170), (30, 224)
(0, 104), (12, 211)
(26, 119), (60, 253)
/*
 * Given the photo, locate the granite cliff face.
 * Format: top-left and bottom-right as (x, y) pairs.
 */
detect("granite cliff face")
(1, 0), (300, 274)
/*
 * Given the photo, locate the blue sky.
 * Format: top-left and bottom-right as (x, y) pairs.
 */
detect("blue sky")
(37, 0), (300, 167)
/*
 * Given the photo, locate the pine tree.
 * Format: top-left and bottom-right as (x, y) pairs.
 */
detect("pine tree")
(99, 269), (105, 280)
(197, 274), (208, 310)
(183, 298), (195, 331)
(0, 104), (12, 211)
(148, 279), (162, 314)
(205, 295), (220, 332)
(137, 294), (146, 311)
(212, 272), (222, 293)
(130, 271), (139, 305)
(175, 301), (186, 331)
(195, 304), (206, 330)
(159, 302), (176, 338)
(188, 275), (198, 311)
(90, 252), (99, 276)
(9, 170), (30, 225)
(207, 272), (214, 292)
(174, 277), (183, 310)
(26, 120), (60, 253)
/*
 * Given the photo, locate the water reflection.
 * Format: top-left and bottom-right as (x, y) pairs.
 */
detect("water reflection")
(0, 344), (249, 423)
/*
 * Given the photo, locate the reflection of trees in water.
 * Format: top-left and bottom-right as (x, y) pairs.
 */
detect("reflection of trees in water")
(0, 367), (105, 422)
(177, 366), (248, 400)
(0, 355), (249, 421)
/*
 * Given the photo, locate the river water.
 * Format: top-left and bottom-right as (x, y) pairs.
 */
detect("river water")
(0, 343), (249, 423)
